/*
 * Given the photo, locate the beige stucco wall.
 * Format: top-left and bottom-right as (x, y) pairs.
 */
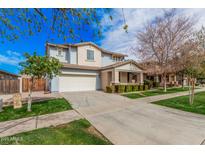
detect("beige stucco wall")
(101, 71), (112, 91)
(77, 45), (102, 67)
(120, 72), (128, 83)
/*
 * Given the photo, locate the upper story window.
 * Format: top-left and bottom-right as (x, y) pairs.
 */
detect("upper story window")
(112, 56), (122, 62)
(87, 49), (94, 61)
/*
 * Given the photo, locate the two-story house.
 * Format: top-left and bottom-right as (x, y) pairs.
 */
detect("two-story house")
(46, 42), (144, 92)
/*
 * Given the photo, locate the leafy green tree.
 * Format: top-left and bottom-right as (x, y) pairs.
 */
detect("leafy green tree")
(19, 52), (62, 111)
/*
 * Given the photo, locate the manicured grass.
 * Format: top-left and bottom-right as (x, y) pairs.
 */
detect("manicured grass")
(153, 92), (205, 115)
(0, 98), (72, 122)
(123, 87), (190, 99)
(0, 119), (112, 145)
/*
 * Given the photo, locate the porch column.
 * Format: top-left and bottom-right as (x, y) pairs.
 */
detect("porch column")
(155, 75), (159, 82)
(174, 75), (177, 82)
(112, 69), (119, 84)
(129, 73), (133, 83)
(140, 72), (144, 84)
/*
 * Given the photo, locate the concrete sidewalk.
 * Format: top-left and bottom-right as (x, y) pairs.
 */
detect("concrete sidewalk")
(0, 110), (82, 137)
(130, 87), (205, 104)
(0, 91), (61, 107)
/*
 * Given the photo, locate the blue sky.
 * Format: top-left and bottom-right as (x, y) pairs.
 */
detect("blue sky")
(1, 8), (205, 74)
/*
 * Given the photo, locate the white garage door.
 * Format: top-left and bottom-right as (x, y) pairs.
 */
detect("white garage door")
(59, 74), (98, 92)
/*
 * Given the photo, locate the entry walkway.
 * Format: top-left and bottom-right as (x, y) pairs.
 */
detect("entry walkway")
(130, 87), (205, 103)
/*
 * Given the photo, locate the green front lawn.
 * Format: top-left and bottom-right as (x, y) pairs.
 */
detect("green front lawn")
(153, 92), (205, 115)
(0, 119), (112, 145)
(123, 87), (190, 99)
(0, 98), (72, 122)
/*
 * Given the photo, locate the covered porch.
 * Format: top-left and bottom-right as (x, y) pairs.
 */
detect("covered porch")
(101, 60), (144, 91)
(146, 73), (181, 87)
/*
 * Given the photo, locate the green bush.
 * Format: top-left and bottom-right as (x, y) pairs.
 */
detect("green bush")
(144, 85), (149, 91)
(153, 82), (160, 88)
(132, 85), (138, 91)
(114, 85), (119, 93)
(118, 85), (125, 93)
(106, 86), (114, 93)
(125, 85), (132, 92)
(144, 79), (153, 88)
(139, 85), (144, 91)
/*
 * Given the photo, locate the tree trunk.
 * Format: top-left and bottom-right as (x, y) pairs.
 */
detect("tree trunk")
(191, 78), (195, 105)
(188, 78), (192, 105)
(163, 74), (167, 92)
(27, 78), (33, 112)
(182, 74), (184, 89)
(188, 78), (195, 105)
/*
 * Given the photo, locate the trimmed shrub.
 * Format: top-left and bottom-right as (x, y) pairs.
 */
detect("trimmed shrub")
(144, 79), (153, 88)
(144, 85), (149, 91)
(139, 85), (144, 91)
(132, 85), (138, 91)
(114, 85), (119, 93)
(153, 82), (160, 88)
(106, 86), (114, 93)
(125, 85), (132, 92)
(118, 85), (125, 93)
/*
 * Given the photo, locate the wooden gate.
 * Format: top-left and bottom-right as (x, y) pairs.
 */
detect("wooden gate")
(22, 78), (46, 92)
(0, 79), (20, 94)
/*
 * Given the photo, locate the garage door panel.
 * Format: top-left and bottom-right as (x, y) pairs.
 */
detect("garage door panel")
(59, 75), (97, 92)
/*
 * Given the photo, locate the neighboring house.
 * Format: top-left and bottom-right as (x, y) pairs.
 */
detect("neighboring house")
(141, 62), (188, 87)
(46, 42), (144, 92)
(0, 70), (19, 80)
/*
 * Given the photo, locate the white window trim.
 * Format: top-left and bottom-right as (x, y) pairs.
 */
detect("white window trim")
(57, 48), (63, 57)
(87, 49), (94, 61)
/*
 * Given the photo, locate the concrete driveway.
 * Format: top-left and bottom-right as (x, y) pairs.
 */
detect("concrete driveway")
(62, 90), (205, 145)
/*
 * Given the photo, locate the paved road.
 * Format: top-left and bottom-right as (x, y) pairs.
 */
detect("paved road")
(62, 88), (205, 145)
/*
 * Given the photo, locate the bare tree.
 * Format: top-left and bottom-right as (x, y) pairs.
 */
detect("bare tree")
(174, 40), (199, 104)
(171, 25), (205, 105)
(136, 9), (195, 92)
(171, 40), (196, 88)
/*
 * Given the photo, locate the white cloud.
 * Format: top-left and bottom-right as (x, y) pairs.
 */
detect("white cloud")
(6, 50), (21, 57)
(0, 50), (24, 66)
(100, 8), (205, 60)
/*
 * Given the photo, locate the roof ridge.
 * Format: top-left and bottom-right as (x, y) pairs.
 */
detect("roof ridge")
(46, 42), (128, 57)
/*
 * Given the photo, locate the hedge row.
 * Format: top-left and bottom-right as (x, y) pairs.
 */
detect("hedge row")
(144, 79), (160, 88)
(106, 84), (149, 93)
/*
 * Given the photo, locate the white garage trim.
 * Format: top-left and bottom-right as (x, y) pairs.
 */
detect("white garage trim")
(61, 71), (98, 76)
(50, 68), (101, 92)
(59, 74), (98, 92)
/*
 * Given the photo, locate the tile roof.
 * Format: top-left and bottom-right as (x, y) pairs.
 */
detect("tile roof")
(61, 60), (143, 71)
(101, 60), (144, 71)
(46, 42), (128, 57)
(61, 63), (101, 71)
